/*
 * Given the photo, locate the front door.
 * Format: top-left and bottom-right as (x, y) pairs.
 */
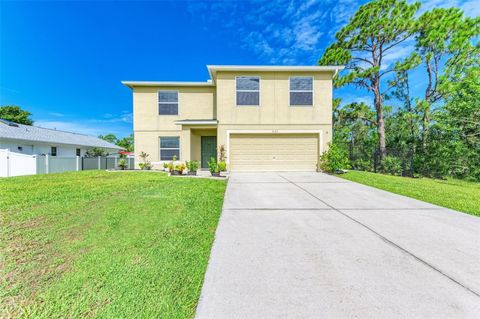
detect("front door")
(201, 136), (217, 168)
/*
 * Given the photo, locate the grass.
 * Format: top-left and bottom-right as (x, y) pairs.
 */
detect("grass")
(339, 170), (480, 217)
(0, 170), (227, 318)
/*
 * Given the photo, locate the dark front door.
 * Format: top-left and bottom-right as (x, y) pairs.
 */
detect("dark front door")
(201, 136), (217, 168)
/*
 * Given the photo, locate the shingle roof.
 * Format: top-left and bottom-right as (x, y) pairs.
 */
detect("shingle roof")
(0, 119), (122, 149)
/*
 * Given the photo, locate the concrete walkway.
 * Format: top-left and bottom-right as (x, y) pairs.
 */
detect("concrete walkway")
(195, 172), (480, 318)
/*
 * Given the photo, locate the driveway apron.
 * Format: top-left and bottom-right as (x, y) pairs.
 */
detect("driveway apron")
(195, 172), (480, 318)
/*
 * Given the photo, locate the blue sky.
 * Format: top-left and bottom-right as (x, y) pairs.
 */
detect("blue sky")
(1, 0), (478, 138)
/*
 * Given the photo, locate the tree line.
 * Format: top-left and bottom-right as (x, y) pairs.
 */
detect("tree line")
(319, 0), (480, 181)
(98, 133), (133, 152)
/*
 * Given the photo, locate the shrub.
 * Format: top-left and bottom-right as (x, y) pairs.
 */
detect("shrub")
(207, 157), (219, 174)
(117, 158), (128, 170)
(167, 155), (178, 173)
(138, 151), (152, 170)
(218, 161), (227, 172)
(139, 152), (149, 162)
(319, 143), (350, 173)
(175, 163), (186, 174)
(380, 156), (402, 175)
(186, 161), (199, 172)
(139, 162), (152, 170)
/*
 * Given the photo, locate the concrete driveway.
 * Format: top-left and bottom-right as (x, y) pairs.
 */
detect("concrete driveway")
(195, 172), (480, 318)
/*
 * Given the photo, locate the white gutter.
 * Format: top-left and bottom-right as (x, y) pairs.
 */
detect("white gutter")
(174, 120), (218, 125)
(121, 81), (214, 88)
(333, 68), (339, 78)
(123, 65), (345, 88)
(207, 65), (345, 83)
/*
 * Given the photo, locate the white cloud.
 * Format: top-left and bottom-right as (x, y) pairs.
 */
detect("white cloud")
(188, 0), (359, 65)
(93, 111), (133, 124)
(415, 0), (479, 17)
(189, 0), (475, 64)
(381, 41), (415, 70)
(328, 0), (358, 35)
(460, 0), (480, 17)
(238, 1), (328, 64)
(416, 0), (458, 14)
(34, 120), (107, 136)
(340, 93), (373, 106)
(35, 111), (133, 137)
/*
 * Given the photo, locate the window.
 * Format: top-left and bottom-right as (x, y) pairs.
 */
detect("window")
(290, 77), (313, 106)
(160, 137), (180, 160)
(236, 76), (260, 106)
(158, 91), (178, 115)
(76, 148), (81, 156)
(51, 147), (57, 156)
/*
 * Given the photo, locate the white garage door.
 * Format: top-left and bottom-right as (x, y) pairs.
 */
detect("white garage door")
(229, 133), (319, 171)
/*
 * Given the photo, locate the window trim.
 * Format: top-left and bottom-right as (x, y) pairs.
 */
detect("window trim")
(158, 90), (179, 115)
(159, 136), (180, 161)
(289, 76), (314, 107)
(235, 76), (260, 107)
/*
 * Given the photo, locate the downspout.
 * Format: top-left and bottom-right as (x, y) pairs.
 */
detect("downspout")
(333, 68), (339, 78)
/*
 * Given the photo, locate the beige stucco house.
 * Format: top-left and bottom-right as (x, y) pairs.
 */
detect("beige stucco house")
(122, 65), (343, 171)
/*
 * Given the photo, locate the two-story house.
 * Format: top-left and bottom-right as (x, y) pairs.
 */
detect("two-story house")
(122, 65), (343, 171)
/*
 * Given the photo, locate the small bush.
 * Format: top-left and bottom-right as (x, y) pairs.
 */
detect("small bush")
(138, 152), (152, 170)
(175, 163), (186, 174)
(186, 161), (199, 172)
(117, 158), (128, 170)
(319, 143), (350, 173)
(218, 161), (227, 172)
(207, 157), (219, 174)
(380, 156), (402, 175)
(138, 162), (152, 170)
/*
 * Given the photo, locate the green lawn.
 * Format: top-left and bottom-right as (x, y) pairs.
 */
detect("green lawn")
(0, 171), (226, 318)
(339, 171), (480, 217)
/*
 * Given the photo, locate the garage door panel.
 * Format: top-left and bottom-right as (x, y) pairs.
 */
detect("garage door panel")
(229, 134), (319, 171)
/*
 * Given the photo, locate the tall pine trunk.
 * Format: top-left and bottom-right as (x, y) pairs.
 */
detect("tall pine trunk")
(422, 109), (430, 151)
(373, 79), (387, 160)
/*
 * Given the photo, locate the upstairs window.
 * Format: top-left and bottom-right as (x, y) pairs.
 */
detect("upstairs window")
(160, 137), (180, 160)
(290, 77), (313, 106)
(158, 91), (178, 115)
(51, 146), (57, 156)
(236, 76), (260, 106)
(76, 148), (81, 156)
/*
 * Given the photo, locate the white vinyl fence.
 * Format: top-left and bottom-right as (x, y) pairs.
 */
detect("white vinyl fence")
(0, 149), (37, 177)
(0, 149), (134, 177)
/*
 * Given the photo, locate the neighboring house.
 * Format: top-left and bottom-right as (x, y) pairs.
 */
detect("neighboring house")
(123, 65), (343, 171)
(0, 118), (122, 156)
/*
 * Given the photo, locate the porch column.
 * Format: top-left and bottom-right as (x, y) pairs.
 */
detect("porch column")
(181, 126), (191, 162)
